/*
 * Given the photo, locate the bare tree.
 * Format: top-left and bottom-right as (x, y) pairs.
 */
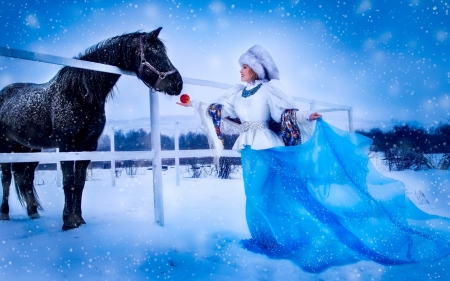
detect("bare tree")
(216, 133), (241, 179)
(383, 145), (433, 171)
(122, 160), (138, 177)
(217, 157), (241, 179)
(438, 153), (450, 170)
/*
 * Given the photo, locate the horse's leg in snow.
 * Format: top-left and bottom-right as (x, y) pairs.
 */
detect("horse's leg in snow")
(73, 160), (90, 225)
(61, 159), (90, 231)
(60, 135), (96, 230)
(0, 163), (12, 220)
(12, 162), (41, 219)
(61, 160), (78, 230)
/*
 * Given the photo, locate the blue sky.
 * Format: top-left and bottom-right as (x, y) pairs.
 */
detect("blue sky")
(0, 0), (449, 128)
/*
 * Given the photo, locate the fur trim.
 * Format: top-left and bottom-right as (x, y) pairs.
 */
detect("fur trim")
(238, 45), (279, 80)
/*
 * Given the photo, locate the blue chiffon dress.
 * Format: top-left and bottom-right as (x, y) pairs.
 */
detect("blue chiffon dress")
(241, 118), (450, 272)
(197, 80), (450, 272)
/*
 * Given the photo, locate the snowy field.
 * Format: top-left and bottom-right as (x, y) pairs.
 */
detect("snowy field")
(1, 161), (450, 280)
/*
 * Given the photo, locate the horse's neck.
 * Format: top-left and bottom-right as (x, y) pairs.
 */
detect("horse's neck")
(73, 43), (133, 102)
(54, 64), (121, 105)
(56, 36), (138, 103)
(80, 38), (134, 71)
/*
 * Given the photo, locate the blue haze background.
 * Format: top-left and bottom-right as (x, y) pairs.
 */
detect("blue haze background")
(0, 0), (449, 129)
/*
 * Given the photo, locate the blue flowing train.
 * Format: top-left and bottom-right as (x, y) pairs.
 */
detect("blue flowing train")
(241, 118), (450, 272)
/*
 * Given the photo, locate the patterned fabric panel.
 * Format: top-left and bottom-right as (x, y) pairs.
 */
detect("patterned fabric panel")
(206, 103), (225, 146)
(280, 109), (302, 146)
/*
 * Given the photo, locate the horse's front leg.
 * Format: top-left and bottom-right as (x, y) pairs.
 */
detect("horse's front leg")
(73, 160), (90, 225)
(61, 160), (77, 231)
(0, 164), (12, 220)
(61, 160), (90, 230)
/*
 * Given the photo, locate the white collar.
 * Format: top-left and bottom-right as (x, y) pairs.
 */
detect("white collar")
(246, 79), (267, 89)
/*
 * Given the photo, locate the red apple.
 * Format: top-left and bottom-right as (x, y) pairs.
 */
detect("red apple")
(180, 94), (190, 104)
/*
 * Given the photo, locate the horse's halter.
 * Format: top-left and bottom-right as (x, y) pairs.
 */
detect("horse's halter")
(138, 36), (178, 90)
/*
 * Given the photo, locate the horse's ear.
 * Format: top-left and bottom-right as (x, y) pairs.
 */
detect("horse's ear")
(150, 27), (162, 39)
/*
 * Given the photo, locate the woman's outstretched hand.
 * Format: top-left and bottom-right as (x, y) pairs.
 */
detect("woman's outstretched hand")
(309, 112), (322, 121)
(176, 101), (193, 107)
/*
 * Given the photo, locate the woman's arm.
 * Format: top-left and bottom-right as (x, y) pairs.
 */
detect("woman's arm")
(176, 84), (244, 117)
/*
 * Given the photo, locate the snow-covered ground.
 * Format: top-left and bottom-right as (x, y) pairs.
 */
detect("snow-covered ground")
(1, 162), (450, 280)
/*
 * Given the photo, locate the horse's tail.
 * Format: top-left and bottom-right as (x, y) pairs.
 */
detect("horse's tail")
(14, 182), (43, 211)
(13, 164), (43, 211)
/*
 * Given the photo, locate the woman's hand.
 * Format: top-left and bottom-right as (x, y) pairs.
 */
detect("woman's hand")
(176, 101), (193, 107)
(308, 112), (322, 121)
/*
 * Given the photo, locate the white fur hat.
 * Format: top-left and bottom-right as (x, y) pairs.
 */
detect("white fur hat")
(238, 45), (279, 80)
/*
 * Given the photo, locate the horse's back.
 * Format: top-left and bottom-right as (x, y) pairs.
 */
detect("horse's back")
(0, 82), (50, 106)
(0, 81), (54, 142)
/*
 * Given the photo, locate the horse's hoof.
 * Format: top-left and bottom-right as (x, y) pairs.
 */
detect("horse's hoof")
(62, 222), (78, 231)
(0, 213), (10, 220)
(77, 217), (86, 225)
(29, 212), (40, 219)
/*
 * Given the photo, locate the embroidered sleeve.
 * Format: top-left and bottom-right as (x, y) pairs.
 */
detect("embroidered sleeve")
(280, 109), (302, 146)
(206, 103), (225, 146)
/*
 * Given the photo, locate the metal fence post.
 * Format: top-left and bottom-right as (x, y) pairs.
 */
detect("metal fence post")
(348, 107), (354, 132)
(56, 148), (61, 187)
(110, 128), (116, 186)
(150, 88), (164, 226)
(175, 122), (180, 186)
(310, 100), (316, 111)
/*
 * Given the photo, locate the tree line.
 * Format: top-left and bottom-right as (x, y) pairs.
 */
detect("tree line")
(95, 129), (240, 178)
(97, 129), (211, 151)
(97, 122), (450, 173)
(356, 122), (450, 171)
(40, 122), (450, 174)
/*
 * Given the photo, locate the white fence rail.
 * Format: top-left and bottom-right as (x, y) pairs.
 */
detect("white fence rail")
(0, 46), (233, 90)
(0, 45), (353, 226)
(0, 149), (239, 163)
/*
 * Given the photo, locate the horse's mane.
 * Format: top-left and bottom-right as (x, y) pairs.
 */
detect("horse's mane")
(51, 31), (167, 103)
(77, 31), (167, 63)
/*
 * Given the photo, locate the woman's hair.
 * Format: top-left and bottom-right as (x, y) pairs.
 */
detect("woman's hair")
(249, 67), (258, 80)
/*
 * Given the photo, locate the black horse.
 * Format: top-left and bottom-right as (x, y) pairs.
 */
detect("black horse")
(0, 27), (182, 230)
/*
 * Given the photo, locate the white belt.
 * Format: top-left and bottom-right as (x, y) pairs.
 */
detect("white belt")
(241, 121), (269, 132)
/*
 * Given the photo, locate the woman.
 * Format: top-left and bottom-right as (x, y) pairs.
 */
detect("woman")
(178, 45), (450, 272)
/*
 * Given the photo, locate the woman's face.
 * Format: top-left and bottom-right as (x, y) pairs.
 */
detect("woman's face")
(240, 64), (255, 83)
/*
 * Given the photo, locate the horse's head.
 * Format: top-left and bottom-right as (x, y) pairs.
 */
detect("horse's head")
(135, 27), (183, 96)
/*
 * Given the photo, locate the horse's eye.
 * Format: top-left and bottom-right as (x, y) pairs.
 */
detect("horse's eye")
(147, 47), (158, 54)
